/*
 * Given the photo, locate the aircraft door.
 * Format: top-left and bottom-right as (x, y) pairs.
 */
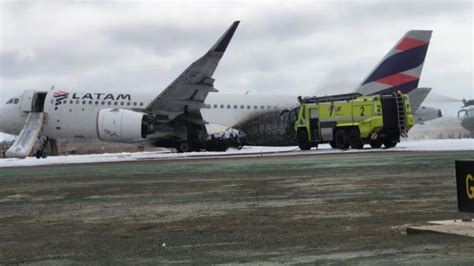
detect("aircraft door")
(20, 90), (48, 113)
(32, 92), (47, 112)
(20, 90), (36, 112)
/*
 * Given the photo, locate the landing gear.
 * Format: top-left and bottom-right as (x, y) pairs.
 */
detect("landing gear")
(334, 129), (350, 150)
(34, 137), (49, 159)
(35, 150), (48, 159)
(34, 137), (59, 159)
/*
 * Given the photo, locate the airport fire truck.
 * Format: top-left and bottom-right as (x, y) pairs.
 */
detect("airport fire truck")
(287, 92), (414, 150)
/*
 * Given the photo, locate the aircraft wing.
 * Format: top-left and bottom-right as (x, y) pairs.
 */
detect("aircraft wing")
(144, 21), (239, 125)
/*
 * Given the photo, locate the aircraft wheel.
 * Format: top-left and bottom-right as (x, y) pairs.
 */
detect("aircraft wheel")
(334, 129), (350, 150)
(348, 128), (363, 149)
(297, 130), (311, 150)
(329, 141), (337, 149)
(41, 151), (48, 159)
(369, 139), (382, 149)
(35, 150), (42, 159)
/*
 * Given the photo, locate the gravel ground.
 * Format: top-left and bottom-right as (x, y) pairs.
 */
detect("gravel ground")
(0, 150), (473, 264)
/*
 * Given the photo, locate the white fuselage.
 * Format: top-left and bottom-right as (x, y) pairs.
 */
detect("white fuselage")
(0, 90), (298, 143)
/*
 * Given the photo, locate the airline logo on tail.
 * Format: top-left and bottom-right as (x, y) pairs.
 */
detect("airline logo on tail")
(356, 30), (432, 95)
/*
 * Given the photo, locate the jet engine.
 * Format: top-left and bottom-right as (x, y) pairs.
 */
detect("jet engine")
(97, 109), (149, 142)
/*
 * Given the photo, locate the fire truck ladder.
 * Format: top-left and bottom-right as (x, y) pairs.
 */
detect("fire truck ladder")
(395, 95), (406, 132)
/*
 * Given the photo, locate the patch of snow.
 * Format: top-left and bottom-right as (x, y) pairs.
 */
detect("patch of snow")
(0, 139), (472, 168)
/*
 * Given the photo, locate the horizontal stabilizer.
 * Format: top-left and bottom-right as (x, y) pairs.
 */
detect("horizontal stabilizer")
(407, 87), (431, 112)
(6, 112), (44, 158)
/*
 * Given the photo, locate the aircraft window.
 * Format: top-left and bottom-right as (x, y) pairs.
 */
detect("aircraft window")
(108, 101), (112, 105)
(227, 104), (231, 109)
(101, 101), (105, 105)
(234, 105), (237, 109)
(127, 102), (131, 106)
(6, 99), (13, 104)
(220, 104), (224, 108)
(13, 98), (19, 104)
(76, 100), (80, 104)
(82, 100), (86, 104)
(95, 101), (99, 105)
(213, 104), (218, 108)
(267, 106), (271, 110)
(51, 99), (54, 104)
(69, 100), (73, 104)
(132, 102), (136, 106)
(253, 105), (258, 110)
(260, 106), (264, 110)
(89, 101), (93, 105)
(247, 105), (251, 109)
(139, 102), (143, 106)
(114, 102), (118, 106)
(120, 102), (124, 106)
(240, 105), (244, 109)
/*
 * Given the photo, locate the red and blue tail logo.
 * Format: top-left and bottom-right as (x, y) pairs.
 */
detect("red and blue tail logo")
(356, 30), (432, 95)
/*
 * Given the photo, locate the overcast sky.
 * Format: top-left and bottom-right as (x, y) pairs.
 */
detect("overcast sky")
(0, 0), (472, 106)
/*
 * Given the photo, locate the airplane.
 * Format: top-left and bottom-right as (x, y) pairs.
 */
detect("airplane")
(0, 22), (435, 158)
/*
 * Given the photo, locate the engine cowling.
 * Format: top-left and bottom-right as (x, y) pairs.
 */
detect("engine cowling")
(97, 109), (146, 142)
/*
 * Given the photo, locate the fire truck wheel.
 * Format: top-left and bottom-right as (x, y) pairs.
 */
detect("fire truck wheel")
(383, 139), (397, 149)
(369, 138), (382, 149)
(348, 128), (363, 149)
(297, 130), (312, 150)
(177, 142), (191, 153)
(334, 129), (350, 150)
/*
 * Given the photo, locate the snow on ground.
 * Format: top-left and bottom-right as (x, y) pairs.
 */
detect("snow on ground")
(0, 139), (472, 168)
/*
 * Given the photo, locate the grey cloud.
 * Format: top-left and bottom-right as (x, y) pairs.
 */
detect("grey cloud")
(0, 41), (122, 78)
(105, 22), (220, 55)
(0, 1), (472, 104)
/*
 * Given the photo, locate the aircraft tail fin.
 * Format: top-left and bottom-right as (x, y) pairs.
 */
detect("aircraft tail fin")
(356, 30), (432, 95)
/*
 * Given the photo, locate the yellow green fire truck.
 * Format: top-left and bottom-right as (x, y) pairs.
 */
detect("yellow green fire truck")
(287, 92), (414, 150)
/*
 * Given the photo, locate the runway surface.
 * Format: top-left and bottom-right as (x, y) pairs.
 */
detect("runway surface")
(0, 149), (473, 264)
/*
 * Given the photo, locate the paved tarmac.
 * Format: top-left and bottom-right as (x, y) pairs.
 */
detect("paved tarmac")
(0, 150), (473, 264)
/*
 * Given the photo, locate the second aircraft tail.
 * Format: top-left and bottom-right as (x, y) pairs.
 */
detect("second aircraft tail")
(356, 30), (432, 95)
